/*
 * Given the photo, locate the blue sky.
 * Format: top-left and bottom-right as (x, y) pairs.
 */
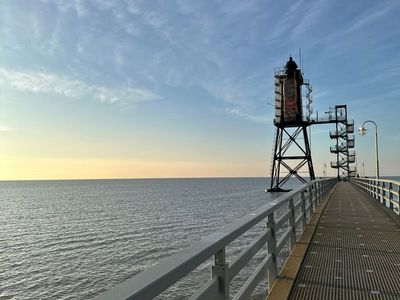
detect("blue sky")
(1, 0), (399, 179)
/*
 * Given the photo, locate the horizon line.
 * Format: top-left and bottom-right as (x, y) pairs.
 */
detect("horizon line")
(1, 175), (397, 182)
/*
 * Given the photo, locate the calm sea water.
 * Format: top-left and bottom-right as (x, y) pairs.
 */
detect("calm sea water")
(2, 177), (398, 299)
(1, 177), (302, 300)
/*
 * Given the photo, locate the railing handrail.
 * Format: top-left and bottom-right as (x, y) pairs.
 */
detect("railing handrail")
(96, 178), (337, 300)
(351, 177), (399, 215)
(353, 177), (400, 186)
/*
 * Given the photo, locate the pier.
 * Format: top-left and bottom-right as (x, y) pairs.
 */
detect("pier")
(270, 180), (400, 299)
(95, 178), (400, 300)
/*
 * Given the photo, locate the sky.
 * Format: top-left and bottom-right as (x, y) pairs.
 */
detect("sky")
(1, 0), (399, 180)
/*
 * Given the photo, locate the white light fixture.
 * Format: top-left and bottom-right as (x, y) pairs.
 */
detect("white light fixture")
(358, 121), (379, 179)
(358, 127), (367, 136)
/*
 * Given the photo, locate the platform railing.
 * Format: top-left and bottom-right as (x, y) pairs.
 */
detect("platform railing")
(351, 177), (400, 215)
(95, 178), (337, 300)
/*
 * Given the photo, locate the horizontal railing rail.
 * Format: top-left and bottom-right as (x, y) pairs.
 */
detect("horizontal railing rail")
(95, 178), (337, 300)
(351, 177), (400, 215)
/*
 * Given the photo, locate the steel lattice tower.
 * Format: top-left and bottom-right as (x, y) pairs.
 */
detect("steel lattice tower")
(268, 58), (356, 192)
(268, 57), (315, 192)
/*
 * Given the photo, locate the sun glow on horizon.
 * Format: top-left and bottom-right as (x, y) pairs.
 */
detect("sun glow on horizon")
(0, 155), (268, 180)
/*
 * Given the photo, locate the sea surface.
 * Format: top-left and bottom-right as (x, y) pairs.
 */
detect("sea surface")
(1, 177), (298, 300)
(1, 177), (397, 300)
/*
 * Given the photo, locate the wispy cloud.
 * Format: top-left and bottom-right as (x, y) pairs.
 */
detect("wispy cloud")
(0, 68), (159, 104)
(346, 2), (399, 33)
(224, 107), (270, 124)
(262, 0), (305, 44)
(49, 0), (88, 17)
(291, 0), (330, 38)
(3, 0), (399, 129)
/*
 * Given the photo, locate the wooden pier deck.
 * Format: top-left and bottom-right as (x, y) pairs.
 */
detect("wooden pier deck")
(289, 182), (400, 299)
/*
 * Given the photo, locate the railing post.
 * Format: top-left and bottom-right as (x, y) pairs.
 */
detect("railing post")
(370, 179), (373, 197)
(301, 191), (307, 229)
(371, 180), (375, 198)
(309, 186), (315, 213)
(372, 180), (375, 198)
(314, 183), (319, 206)
(397, 184), (400, 213)
(367, 179), (370, 196)
(376, 180), (380, 201)
(382, 181), (386, 206)
(315, 183), (319, 207)
(317, 182), (322, 206)
(212, 248), (229, 300)
(267, 213), (278, 291)
(378, 181), (382, 203)
(389, 182), (394, 210)
(288, 198), (296, 248)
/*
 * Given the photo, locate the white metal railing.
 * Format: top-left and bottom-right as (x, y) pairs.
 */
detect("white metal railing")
(95, 178), (337, 300)
(351, 178), (400, 215)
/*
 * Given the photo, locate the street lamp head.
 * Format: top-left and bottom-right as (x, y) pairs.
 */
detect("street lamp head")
(358, 126), (367, 136)
(359, 120), (379, 179)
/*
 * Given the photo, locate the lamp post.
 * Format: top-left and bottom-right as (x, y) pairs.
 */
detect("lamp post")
(358, 120), (380, 179)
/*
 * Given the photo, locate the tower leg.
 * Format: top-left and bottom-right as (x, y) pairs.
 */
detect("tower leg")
(268, 126), (315, 192)
(302, 125), (315, 180)
(269, 127), (283, 192)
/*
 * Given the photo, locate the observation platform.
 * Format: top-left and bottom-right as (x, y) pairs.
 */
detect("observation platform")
(287, 182), (400, 299)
